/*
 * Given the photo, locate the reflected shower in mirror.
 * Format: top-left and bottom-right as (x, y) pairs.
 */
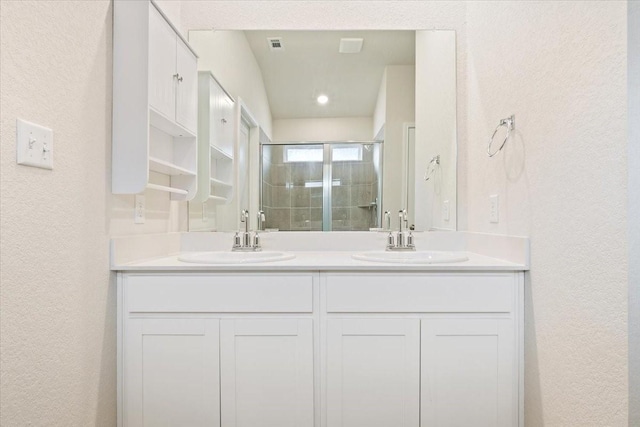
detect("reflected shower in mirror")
(261, 142), (382, 231)
(187, 29), (456, 232)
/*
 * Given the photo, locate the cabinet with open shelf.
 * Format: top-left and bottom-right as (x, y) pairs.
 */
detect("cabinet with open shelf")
(112, 0), (198, 201)
(194, 71), (236, 204)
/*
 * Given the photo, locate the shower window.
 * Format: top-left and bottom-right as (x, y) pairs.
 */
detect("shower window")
(261, 142), (382, 231)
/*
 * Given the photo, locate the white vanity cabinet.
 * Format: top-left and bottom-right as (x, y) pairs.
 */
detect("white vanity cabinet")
(118, 273), (316, 427)
(326, 318), (420, 427)
(117, 270), (523, 427)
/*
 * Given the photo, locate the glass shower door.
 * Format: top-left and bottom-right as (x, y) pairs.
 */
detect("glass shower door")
(260, 142), (381, 231)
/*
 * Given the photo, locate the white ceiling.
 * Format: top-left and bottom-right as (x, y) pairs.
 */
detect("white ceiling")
(243, 31), (415, 119)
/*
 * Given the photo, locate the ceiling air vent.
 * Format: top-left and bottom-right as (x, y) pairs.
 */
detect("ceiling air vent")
(267, 37), (284, 51)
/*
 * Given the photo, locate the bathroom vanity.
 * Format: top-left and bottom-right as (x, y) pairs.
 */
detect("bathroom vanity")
(113, 232), (528, 427)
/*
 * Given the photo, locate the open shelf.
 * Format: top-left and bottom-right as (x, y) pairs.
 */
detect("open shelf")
(211, 144), (233, 161)
(146, 183), (189, 195)
(149, 157), (196, 176)
(210, 177), (233, 188)
(207, 195), (228, 203)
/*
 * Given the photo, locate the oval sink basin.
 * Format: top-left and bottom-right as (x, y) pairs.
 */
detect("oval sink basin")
(352, 250), (469, 264)
(179, 251), (296, 264)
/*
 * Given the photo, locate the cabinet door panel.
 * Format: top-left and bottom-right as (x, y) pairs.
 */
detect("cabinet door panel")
(125, 318), (220, 427)
(175, 38), (198, 134)
(220, 319), (314, 427)
(326, 319), (420, 427)
(421, 319), (515, 427)
(148, 5), (176, 120)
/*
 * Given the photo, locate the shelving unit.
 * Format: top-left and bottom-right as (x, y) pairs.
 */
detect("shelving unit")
(112, 0), (198, 201)
(193, 71), (236, 204)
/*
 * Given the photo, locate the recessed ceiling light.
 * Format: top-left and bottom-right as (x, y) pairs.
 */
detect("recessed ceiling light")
(317, 94), (329, 105)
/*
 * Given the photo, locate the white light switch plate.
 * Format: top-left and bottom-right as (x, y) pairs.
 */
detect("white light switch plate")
(489, 194), (499, 223)
(16, 119), (53, 169)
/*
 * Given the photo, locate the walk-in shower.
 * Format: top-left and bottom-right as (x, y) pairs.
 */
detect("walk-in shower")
(260, 142), (383, 231)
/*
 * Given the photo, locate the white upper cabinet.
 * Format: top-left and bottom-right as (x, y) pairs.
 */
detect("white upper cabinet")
(175, 38), (199, 133)
(148, 5), (177, 121)
(112, 0), (199, 200)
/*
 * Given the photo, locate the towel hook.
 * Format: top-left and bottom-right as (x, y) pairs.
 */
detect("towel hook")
(487, 115), (515, 157)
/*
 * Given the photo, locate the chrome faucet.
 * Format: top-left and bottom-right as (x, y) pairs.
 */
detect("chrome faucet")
(232, 209), (263, 251)
(386, 209), (415, 251)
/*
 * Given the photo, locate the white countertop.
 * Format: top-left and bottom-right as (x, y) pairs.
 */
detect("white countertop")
(112, 250), (526, 271)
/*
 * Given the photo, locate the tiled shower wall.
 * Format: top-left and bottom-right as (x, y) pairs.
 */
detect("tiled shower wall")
(262, 145), (380, 231)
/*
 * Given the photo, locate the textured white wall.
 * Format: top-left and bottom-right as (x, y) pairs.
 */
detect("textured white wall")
(465, 2), (628, 425)
(272, 117), (373, 142)
(629, 1), (640, 424)
(414, 32), (456, 231)
(0, 1), (116, 425)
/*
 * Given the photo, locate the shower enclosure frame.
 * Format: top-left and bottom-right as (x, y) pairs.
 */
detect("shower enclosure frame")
(260, 140), (384, 231)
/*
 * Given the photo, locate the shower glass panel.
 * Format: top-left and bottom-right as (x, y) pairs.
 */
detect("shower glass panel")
(261, 142), (382, 231)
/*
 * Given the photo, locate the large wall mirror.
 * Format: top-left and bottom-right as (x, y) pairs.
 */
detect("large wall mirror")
(187, 30), (457, 232)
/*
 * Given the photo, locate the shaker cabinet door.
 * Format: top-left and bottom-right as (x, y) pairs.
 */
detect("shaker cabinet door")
(220, 318), (314, 427)
(326, 318), (420, 427)
(175, 37), (198, 134)
(148, 5), (177, 120)
(124, 318), (220, 427)
(421, 318), (516, 427)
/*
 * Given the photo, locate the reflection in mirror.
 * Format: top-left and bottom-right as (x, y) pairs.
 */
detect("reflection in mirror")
(261, 142), (382, 231)
(187, 29), (456, 232)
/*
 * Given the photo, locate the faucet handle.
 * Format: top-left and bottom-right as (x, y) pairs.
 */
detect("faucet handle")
(257, 210), (266, 231)
(384, 211), (391, 230)
(240, 209), (248, 222)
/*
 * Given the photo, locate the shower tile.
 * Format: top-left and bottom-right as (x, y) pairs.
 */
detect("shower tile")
(270, 164), (289, 186)
(332, 207), (350, 222)
(261, 183), (272, 208)
(311, 208), (323, 221)
(351, 163), (371, 185)
(266, 208), (290, 231)
(308, 162), (323, 181)
(262, 162), (271, 184)
(271, 186), (291, 208)
(269, 145), (285, 164)
(351, 206), (372, 231)
(332, 185), (351, 207)
(332, 220), (351, 231)
(291, 208), (311, 230)
(310, 208), (323, 230)
(352, 185), (372, 207)
(291, 163), (309, 185)
(332, 163), (351, 185)
(310, 188), (323, 207)
(291, 186), (310, 208)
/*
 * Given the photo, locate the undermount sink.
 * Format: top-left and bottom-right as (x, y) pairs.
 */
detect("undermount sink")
(178, 251), (296, 264)
(352, 250), (469, 264)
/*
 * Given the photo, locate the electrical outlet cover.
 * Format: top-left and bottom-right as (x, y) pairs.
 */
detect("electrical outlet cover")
(489, 194), (499, 223)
